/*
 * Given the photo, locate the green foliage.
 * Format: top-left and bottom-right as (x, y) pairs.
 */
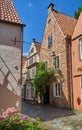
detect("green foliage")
(74, 6), (82, 19)
(31, 62), (53, 96)
(77, 67), (82, 72)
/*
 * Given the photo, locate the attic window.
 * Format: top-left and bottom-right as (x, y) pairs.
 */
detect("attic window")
(48, 19), (51, 24)
(48, 34), (53, 47)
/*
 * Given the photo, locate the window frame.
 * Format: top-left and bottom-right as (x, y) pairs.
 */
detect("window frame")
(45, 61), (48, 70)
(48, 34), (53, 47)
(79, 39), (82, 61)
(53, 55), (60, 69)
(53, 82), (61, 98)
(80, 77), (82, 104)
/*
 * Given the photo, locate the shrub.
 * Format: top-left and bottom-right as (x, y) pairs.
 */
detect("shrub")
(0, 107), (44, 130)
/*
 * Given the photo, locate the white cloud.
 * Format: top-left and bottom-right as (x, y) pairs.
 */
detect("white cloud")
(28, 2), (32, 8)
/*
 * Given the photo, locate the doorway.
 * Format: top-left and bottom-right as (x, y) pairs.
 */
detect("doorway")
(44, 86), (50, 104)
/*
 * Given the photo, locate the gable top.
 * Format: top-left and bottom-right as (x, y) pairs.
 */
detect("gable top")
(0, 0), (23, 26)
(34, 42), (41, 54)
(52, 10), (77, 36)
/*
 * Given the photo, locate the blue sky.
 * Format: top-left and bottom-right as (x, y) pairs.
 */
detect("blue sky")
(12, 0), (82, 56)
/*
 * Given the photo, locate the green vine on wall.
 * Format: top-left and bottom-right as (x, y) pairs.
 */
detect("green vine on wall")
(77, 67), (82, 72)
(31, 62), (53, 96)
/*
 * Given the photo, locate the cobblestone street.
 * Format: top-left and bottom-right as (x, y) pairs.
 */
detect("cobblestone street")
(22, 101), (82, 130)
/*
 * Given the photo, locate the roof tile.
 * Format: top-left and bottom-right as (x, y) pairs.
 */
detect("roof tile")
(0, 0), (22, 25)
(52, 10), (77, 36)
(34, 42), (41, 54)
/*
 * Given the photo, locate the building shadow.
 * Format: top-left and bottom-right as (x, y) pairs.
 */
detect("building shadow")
(0, 56), (21, 112)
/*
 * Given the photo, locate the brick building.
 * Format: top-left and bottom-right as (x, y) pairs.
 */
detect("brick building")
(0, 0), (25, 112)
(40, 3), (77, 109)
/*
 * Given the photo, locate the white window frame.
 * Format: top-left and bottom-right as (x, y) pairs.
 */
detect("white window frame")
(53, 55), (60, 69)
(80, 77), (82, 104)
(31, 67), (36, 78)
(79, 39), (82, 60)
(48, 34), (53, 47)
(53, 82), (61, 97)
(27, 70), (31, 79)
(26, 85), (32, 99)
(25, 84), (34, 100)
(45, 61), (48, 69)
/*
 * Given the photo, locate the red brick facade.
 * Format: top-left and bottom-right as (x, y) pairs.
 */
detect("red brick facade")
(40, 4), (77, 109)
(40, 10), (69, 108)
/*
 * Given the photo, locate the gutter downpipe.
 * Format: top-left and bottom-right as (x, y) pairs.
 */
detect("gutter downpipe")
(68, 38), (73, 109)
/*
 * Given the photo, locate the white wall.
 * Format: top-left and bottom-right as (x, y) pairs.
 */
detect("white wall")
(0, 22), (22, 112)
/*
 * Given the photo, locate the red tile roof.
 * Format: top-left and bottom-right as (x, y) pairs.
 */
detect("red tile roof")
(52, 10), (77, 36)
(34, 42), (41, 54)
(0, 0), (22, 25)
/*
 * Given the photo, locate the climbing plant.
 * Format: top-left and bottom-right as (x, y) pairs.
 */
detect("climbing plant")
(31, 62), (53, 96)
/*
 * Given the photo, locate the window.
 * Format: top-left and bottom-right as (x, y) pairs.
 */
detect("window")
(31, 67), (36, 78)
(45, 61), (48, 69)
(81, 77), (82, 103)
(79, 39), (82, 60)
(26, 84), (34, 99)
(26, 85), (31, 99)
(29, 57), (33, 65)
(53, 83), (61, 97)
(27, 70), (30, 79)
(48, 35), (53, 47)
(53, 56), (60, 69)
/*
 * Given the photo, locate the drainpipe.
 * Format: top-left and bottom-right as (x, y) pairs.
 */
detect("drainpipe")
(68, 38), (73, 109)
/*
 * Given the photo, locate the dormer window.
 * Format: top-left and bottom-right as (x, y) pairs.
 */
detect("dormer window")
(48, 34), (53, 47)
(79, 39), (82, 60)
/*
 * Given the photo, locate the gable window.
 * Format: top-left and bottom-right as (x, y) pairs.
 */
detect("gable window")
(53, 83), (61, 97)
(79, 39), (82, 60)
(53, 56), (60, 69)
(48, 35), (53, 47)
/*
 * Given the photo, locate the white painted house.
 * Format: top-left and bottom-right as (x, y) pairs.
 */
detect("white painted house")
(24, 39), (41, 103)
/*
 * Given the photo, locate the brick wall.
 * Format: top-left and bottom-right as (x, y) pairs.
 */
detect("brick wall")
(40, 12), (71, 108)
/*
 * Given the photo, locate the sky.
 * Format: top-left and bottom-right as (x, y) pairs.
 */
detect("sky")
(12, 0), (82, 56)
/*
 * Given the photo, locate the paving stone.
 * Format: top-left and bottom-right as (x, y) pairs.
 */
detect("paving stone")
(22, 101), (82, 130)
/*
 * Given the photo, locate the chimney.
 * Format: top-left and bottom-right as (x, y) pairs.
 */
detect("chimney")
(47, 3), (54, 14)
(32, 38), (36, 42)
